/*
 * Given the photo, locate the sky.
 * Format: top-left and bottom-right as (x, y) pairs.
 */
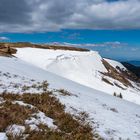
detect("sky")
(0, 0), (140, 61)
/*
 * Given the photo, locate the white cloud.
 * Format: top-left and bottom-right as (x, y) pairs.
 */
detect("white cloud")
(0, 0), (140, 32)
(0, 36), (9, 40)
(48, 41), (126, 48)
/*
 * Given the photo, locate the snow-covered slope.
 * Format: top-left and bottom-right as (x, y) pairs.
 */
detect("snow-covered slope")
(0, 56), (140, 139)
(105, 58), (126, 71)
(15, 48), (140, 105)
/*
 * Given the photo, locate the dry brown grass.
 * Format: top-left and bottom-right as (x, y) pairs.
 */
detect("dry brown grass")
(0, 42), (89, 52)
(56, 89), (72, 96)
(0, 92), (96, 140)
(43, 44), (89, 52)
(0, 44), (17, 56)
(114, 82), (126, 90)
(0, 100), (37, 132)
(102, 59), (132, 87)
(102, 77), (113, 86)
(21, 80), (49, 92)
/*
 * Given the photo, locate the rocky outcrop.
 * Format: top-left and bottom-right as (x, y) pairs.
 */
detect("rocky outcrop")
(0, 44), (17, 56)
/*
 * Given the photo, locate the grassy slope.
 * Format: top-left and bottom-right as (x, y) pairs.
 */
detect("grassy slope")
(0, 42), (89, 52)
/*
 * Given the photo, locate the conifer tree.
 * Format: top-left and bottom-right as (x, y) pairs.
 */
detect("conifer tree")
(113, 92), (116, 97)
(119, 93), (123, 99)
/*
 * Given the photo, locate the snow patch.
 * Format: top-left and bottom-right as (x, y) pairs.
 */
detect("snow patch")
(105, 58), (126, 71)
(12, 100), (57, 130)
(13, 101), (34, 109)
(0, 97), (5, 104)
(6, 124), (25, 137)
(25, 112), (57, 130)
(0, 133), (8, 140)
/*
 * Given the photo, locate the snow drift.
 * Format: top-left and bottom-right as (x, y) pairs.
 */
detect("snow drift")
(15, 48), (140, 105)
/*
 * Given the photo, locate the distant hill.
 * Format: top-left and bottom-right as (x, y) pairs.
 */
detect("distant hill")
(121, 62), (140, 78)
(128, 61), (140, 66)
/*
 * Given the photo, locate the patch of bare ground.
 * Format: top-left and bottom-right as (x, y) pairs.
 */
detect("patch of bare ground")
(102, 59), (132, 87)
(114, 82), (126, 90)
(102, 77), (113, 86)
(116, 66), (140, 83)
(55, 89), (72, 96)
(54, 89), (78, 97)
(0, 44), (17, 56)
(102, 76), (127, 90)
(0, 90), (101, 140)
(0, 42), (89, 52)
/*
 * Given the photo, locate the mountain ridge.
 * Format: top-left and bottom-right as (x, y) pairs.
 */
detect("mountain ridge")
(14, 47), (140, 105)
(1, 44), (140, 139)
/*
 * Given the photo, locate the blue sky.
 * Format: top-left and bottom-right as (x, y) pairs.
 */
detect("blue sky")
(0, 0), (140, 61)
(0, 29), (140, 61)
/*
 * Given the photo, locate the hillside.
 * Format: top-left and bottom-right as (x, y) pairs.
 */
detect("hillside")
(127, 61), (140, 67)
(1, 44), (140, 139)
(0, 56), (140, 139)
(122, 62), (140, 78)
(15, 47), (140, 105)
